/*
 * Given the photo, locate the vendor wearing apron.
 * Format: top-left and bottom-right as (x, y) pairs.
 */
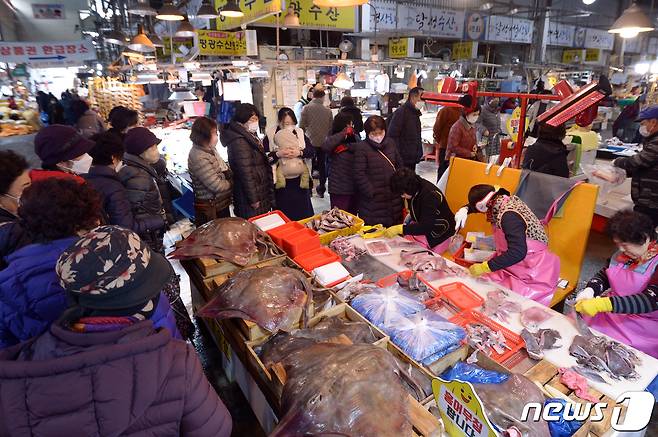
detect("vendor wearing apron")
(384, 168), (456, 253)
(455, 184), (560, 306)
(575, 210), (658, 358)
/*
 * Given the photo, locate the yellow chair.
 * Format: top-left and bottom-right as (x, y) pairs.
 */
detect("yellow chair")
(443, 158), (599, 306)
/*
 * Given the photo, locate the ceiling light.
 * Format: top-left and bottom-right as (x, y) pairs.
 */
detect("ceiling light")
(582, 0), (596, 4)
(334, 71), (354, 89)
(128, 0), (157, 16)
(156, 2), (184, 20)
(313, 0), (366, 6)
(175, 16), (196, 37)
(169, 88), (197, 100)
(282, 7), (300, 28)
(480, 2), (493, 10)
(128, 24), (155, 52)
(105, 29), (128, 45)
(609, 3), (654, 38)
(196, 1), (219, 19)
(220, 0), (244, 17)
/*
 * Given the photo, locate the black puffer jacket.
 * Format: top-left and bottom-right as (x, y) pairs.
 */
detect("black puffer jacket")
(339, 105), (364, 135)
(614, 131), (658, 211)
(387, 100), (423, 167)
(151, 158), (177, 226)
(84, 165), (165, 234)
(321, 129), (359, 195)
(222, 122), (274, 219)
(405, 179), (455, 247)
(354, 138), (404, 227)
(118, 154), (166, 252)
(522, 138), (569, 178)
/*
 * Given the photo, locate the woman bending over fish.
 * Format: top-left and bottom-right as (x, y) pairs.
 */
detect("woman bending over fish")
(455, 184), (560, 306)
(575, 210), (658, 358)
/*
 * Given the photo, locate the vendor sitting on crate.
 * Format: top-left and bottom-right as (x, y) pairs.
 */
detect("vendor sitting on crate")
(454, 184), (560, 306)
(575, 210), (658, 358)
(384, 168), (456, 253)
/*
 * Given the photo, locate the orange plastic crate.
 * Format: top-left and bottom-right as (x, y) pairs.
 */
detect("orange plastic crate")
(449, 310), (524, 363)
(294, 247), (341, 272)
(266, 221), (304, 247)
(434, 282), (484, 311)
(281, 228), (321, 258)
(249, 210), (290, 226)
(453, 242), (474, 268)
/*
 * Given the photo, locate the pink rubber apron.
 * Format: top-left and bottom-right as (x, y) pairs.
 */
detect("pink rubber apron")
(483, 195), (562, 306)
(585, 254), (658, 358)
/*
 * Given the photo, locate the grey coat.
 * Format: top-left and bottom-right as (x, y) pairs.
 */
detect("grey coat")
(188, 144), (232, 208)
(300, 98), (333, 147)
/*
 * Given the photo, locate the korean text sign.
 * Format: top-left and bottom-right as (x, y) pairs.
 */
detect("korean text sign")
(197, 30), (249, 56)
(432, 378), (497, 437)
(214, 0), (283, 30)
(485, 16), (533, 43)
(260, 0), (355, 30)
(0, 40), (95, 65)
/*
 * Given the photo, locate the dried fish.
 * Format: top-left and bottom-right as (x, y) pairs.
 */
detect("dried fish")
(465, 323), (510, 357)
(521, 328), (562, 360)
(400, 249), (447, 272)
(330, 236), (366, 261)
(305, 208), (355, 234)
(520, 306), (553, 332)
(483, 289), (522, 323)
(569, 335), (640, 381)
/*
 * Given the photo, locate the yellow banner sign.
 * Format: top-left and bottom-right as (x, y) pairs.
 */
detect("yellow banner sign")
(452, 41), (477, 61)
(585, 48), (601, 63)
(432, 379), (497, 437)
(388, 38), (411, 59)
(562, 49), (584, 64)
(260, 0), (355, 30)
(197, 30), (248, 56)
(215, 0), (283, 30)
(159, 37), (195, 61)
(506, 106), (529, 142)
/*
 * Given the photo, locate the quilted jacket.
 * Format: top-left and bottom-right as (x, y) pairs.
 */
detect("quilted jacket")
(188, 144), (232, 208)
(0, 317), (232, 437)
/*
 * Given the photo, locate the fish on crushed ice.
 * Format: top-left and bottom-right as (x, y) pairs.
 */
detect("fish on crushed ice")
(520, 307), (553, 332)
(521, 328), (561, 360)
(466, 323), (510, 356)
(483, 289), (522, 323)
(329, 236), (366, 262)
(569, 335), (640, 381)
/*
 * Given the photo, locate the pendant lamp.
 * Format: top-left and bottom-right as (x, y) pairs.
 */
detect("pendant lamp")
(105, 16), (128, 45)
(609, 2), (654, 38)
(197, 1), (219, 19)
(283, 7), (300, 28)
(175, 16), (196, 37)
(313, 0), (366, 7)
(220, 0), (244, 18)
(127, 0), (157, 16)
(157, 2), (185, 20)
(169, 88), (197, 100)
(128, 24), (155, 52)
(334, 71), (354, 89)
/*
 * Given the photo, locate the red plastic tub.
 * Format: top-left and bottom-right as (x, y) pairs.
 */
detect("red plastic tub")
(449, 310), (524, 363)
(266, 221), (304, 247)
(435, 282), (484, 311)
(281, 228), (320, 258)
(294, 247), (341, 272)
(452, 242), (474, 268)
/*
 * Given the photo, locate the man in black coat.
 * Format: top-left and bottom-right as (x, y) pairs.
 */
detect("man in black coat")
(387, 87), (424, 172)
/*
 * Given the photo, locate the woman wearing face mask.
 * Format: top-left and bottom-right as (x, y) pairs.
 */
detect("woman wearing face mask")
(188, 117), (233, 226)
(575, 211), (658, 358)
(477, 98), (502, 159)
(0, 151), (31, 223)
(522, 122), (570, 178)
(445, 105), (482, 162)
(118, 127), (168, 253)
(32, 125), (95, 183)
(263, 107), (314, 221)
(353, 115), (403, 227)
(320, 112), (360, 214)
(84, 131), (166, 234)
(221, 103), (274, 219)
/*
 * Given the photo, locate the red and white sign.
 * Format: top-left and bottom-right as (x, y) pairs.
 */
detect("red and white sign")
(0, 40), (96, 66)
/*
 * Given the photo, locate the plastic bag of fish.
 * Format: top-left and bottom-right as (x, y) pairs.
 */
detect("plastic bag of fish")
(305, 208), (355, 234)
(351, 285), (425, 331)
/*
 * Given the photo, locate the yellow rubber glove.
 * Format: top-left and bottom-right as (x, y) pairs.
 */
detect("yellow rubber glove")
(384, 224), (404, 238)
(575, 297), (613, 317)
(469, 261), (491, 277)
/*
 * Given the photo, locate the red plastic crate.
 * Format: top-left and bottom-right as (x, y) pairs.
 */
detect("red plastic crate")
(449, 310), (524, 363)
(435, 282), (484, 311)
(281, 228), (321, 258)
(453, 242), (474, 268)
(249, 210), (290, 225)
(266, 221), (304, 247)
(294, 247), (341, 272)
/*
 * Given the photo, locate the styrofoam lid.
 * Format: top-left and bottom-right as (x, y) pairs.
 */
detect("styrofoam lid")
(252, 213), (287, 231)
(313, 261), (350, 287)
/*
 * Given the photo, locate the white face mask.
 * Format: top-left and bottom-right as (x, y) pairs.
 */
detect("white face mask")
(466, 114), (479, 124)
(369, 135), (385, 144)
(639, 125), (652, 137)
(71, 153), (92, 174)
(142, 146), (161, 164)
(247, 121), (259, 133)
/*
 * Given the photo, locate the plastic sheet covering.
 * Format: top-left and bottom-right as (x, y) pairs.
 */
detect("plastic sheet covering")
(581, 163), (626, 194)
(351, 285), (425, 331)
(441, 361), (509, 384)
(545, 398), (583, 437)
(270, 343), (412, 437)
(198, 266), (312, 334)
(388, 310), (466, 364)
(473, 374), (551, 437)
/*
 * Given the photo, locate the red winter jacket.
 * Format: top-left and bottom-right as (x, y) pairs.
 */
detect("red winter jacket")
(29, 168), (85, 184)
(0, 317), (232, 437)
(445, 117), (477, 161)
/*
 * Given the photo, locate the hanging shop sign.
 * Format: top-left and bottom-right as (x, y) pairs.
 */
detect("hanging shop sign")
(160, 37), (195, 61)
(465, 13), (486, 40)
(388, 37), (414, 58)
(452, 41), (478, 61)
(0, 40), (95, 67)
(585, 48), (602, 63)
(562, 48), (585, 64)
(403, 6), (465, 38)
(432, 379), (497, 437)
(197, 30), (258, 56)
(260, 0), (355, 30)
(547, 22), (575, 47)
(583, 28), (615, 50)
(214, 0), (283, 30)
(368, 0), (398, 31)
(32, 3), (65, 19)
(485, 16), (533, 44)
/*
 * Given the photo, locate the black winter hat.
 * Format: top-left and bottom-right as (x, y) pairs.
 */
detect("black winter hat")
(34, 125), (95, 166)
(124, 127), (161, 156)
